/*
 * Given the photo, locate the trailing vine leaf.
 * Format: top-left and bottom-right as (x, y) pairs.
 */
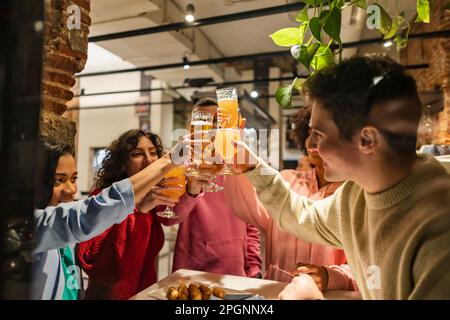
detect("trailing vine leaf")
(298, 43), (321, 70)
(275, 84), (294, 109)
(416, 0), (430, 23)
(299, 22), (308, 44)
(269, 28), (302, 47)
(302, 0), (327, 5)
(333, 0), (345, 9)
(394, 34), (408, 49)
(323, 7), (342, 43)
(384, 16), (402, 39)
(353, 0), (367, 9)
(293, 78), (306, 90)
(291, 44), (301, 60)
(319, 9), (330, 22)
(373, 4), (393, 37)
(309, 17), (322, 42)
(311, 44), (335, 71)
(296, 6), (309, 22)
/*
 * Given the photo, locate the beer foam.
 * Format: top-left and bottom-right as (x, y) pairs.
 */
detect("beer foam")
(191, 121), (212, 126)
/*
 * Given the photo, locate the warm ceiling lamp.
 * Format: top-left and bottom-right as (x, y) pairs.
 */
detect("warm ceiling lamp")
(182, 56), (190, 70)
(185, 4), (195, 23)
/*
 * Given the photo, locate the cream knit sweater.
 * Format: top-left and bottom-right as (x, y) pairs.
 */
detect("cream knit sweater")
(244, 155), (450, 299)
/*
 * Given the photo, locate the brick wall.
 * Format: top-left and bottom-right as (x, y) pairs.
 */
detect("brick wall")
(40, 0), (91, 147)
(400, 0), (450, 144)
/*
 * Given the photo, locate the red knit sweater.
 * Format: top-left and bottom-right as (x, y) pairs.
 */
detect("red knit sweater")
(76, 189), (164, 300)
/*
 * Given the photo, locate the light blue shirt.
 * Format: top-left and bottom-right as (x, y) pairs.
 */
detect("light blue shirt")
(31, 179), (135, 299)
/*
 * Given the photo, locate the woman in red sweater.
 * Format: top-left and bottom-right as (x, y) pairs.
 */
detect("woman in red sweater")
(76, 130), (182, 299)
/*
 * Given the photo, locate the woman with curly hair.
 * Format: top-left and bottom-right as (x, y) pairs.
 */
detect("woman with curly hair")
(76, 129), (182, 300)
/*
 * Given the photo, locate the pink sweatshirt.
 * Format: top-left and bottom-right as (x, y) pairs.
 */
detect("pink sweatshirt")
(171, 176), (262, 278)
(224, 169), (357, 291)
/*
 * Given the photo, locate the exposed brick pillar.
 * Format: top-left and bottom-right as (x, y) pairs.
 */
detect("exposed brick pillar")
(40, 0), (91, 148)
(400, 0), (450, 145)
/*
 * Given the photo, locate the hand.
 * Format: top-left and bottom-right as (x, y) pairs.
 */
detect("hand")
(136, 177), (183, 212)
(289, 263), (329, 292)
(167, 133), (208, 166)
(186, 176), (210, 197)
(230, 140), (259, 174)
(278, 274), (324, 300)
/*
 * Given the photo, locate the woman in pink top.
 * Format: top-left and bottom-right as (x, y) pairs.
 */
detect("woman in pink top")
(224, 106), (357, 292)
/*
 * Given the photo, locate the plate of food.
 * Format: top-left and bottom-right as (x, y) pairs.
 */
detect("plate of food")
(147, 282), (263, 300)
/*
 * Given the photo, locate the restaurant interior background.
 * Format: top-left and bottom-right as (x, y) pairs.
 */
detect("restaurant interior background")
(0, 0), (449, 299)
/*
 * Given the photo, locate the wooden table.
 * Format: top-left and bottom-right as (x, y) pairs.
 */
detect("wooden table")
(130, 269), (361, 300)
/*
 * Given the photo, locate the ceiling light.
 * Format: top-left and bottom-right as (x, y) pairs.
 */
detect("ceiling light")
(182, 56), (190, 70)
(250, 90), (259, 98)
(185, 4), (195, 23)
(383, 40), (393, 48)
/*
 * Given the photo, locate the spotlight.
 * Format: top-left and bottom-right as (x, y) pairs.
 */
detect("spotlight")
(185, 4), (195, 23)
(250, 90), (259, 98)
(182, 56), (190, 70)
(383, 40), (393, 48)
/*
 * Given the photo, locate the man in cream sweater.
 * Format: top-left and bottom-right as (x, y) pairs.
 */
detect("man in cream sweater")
(233, 56), (450, 299)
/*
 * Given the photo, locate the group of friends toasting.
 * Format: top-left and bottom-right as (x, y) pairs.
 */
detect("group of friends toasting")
(33, 55), (449, 300)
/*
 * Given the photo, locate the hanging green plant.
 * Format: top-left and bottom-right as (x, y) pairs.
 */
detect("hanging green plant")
(269, 0), (431, 109)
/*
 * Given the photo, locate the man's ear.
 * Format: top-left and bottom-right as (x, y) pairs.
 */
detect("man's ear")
(358, 126), (379, 155)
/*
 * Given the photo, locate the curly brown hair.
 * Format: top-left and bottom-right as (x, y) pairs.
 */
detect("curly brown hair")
(290, 105), (312, 154)
(96, 129), (164, 189)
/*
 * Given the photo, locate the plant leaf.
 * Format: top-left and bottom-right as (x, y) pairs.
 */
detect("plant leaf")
(319, 9), (330, 22)
(297, 43), (321, 70)
(269, 27), (302, 47)
(323, 7), (342, 43)
(333, 0), (345, 9)
(384, 16), (401, 39)
(293, 78), (306, 90)
(302, 0), (323, 5)
(275, 85), (294, 109)
(309, 17), (322, 42)
(296, 7), (309, 22)
(372, 4), (393, 37)
(291, 44), (301, 60)
(416, 0), (430, 23)
(394, 34), (408, 49)
(311, 45), (335, 71)
(299, 22), (308, 44)
(354, 0), (367, 9)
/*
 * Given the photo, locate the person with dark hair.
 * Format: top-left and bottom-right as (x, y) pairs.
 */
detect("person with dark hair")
(32, 138), (82, 300)
(225, 106), (357, 292)
(76, 130), (182, 300)
(232, 55), (450, 299)
(32, 134), (195, 299)
(170, 99), (262, 279)
(291, 106), (313, 171)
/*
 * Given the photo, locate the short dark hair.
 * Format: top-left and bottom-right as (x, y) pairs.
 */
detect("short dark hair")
(96, 129), (164, 189)
(194, 98), (218, 108)
(303, 55), (421, 158)
(291, 105), (312, 154)
(34, 137), (74, 209)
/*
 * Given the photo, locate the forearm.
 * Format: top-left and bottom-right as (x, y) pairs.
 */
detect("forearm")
(167, 192), (203, 224)
(129, 154), (176, 205)
(223, 175), (270, 232)
(34, 179), (134, 253)
(326, 264), (358, 291)
(244, 161), (342, 248)
(245, 223), (262, 277)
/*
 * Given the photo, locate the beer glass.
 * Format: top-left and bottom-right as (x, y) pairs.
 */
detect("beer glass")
(186, 110), (213, 177)
(156, 166), (186, 218)
(215, 87), (240, 175)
